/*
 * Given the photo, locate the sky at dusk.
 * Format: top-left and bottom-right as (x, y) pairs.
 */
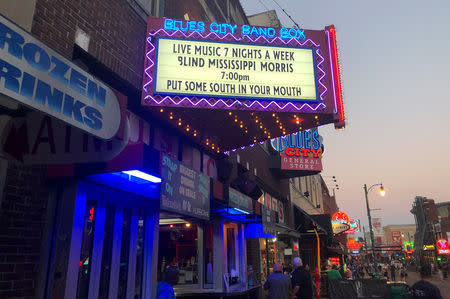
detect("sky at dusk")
(242, 0), (450, 227)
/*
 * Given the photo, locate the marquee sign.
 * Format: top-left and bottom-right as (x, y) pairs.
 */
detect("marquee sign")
(437, 238), (450, 255)
(331, 211), (350, 234)
(155, 38), (318, 102)
(332, 222), (350, 234)
(142, 18), (345, 153)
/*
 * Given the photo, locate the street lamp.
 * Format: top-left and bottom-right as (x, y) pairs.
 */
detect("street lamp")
(364, 183), (385, 276)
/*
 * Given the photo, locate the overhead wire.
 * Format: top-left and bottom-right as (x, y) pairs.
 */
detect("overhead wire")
(270, 0), (302, 28)
(257, 0), (270, 11)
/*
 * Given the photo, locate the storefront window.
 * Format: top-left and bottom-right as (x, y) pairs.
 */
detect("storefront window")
(224, 223), (240, 285)
(76, 201), (97, 299)
(204, 224), (214, 286)
(158, 222), (199, 285)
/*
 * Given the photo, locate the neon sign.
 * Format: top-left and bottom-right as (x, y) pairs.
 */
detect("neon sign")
(164, 18), (305, 40)
(437, 238), (450, 255)
(143, 18), (337, 113)
(331, 211), (349, 224)
(403, 241), (414, 253)
(271, 129), (323, 171)
(347, 219), (361, 234)
(154, 38), (318, 102)
(347, 238), (363, 250)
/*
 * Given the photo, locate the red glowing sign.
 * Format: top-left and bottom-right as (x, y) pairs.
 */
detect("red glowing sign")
(331, 211), (349, 224)
(330, 257), (340, 265)
(347, 238), (363, 250)
(391, 231), (402, 245)
(437, 238), (450, 255)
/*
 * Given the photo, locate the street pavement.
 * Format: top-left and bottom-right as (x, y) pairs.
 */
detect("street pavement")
(404, 270), (450, 299)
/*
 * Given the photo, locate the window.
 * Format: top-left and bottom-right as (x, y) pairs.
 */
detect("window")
(127, 0), (152, 19)
(134, 213), (145, 298)
(204, 224), (214, 286)
(117, 209), (132, 298)
(224, 222), (241, 286)
(226, 228), (236, 283)
(158, 222), (199, 285)
(98, 205), (115, 299)
(76, 201), (97, 299)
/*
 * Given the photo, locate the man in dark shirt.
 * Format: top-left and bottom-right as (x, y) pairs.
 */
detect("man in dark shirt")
(411, 264), (443, 299)
(264, 263), (291, 299)
(291, 257), (314, 299)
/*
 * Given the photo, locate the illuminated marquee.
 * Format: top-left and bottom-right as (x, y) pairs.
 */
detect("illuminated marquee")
(142, 18), (345, 152)
(155, 38), (318, 102)
(143, 18), (344, 114)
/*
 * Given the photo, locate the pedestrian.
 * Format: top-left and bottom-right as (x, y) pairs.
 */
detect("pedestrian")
(263, 263), (291, 299)
(327, 264), (342, 281)
(383, 268), (389, 280)
(390, 264), (396, 281)
(437, 266), (443, 282)
(400, 266), (406, 282)
(157, 266), (179, 299)
(291, 257), (314, 299)
(345, 266), (352, 279)
(410, 264), (443, 299)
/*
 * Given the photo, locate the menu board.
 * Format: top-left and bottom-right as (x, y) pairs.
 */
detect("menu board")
(160, 154), (210, 220)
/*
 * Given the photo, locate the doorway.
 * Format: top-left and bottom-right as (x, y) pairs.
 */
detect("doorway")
(47, 180), (159, 299)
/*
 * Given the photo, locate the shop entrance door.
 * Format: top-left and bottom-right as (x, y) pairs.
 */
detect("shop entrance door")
(61, 181), (159, 299)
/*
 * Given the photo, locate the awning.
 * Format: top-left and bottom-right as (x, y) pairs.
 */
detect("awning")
(275, 223), (301, 239)
(293, 205), (327, 234)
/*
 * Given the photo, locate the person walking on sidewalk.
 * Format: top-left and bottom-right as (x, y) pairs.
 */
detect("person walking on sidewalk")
(410, 264), (443, 299)
(264, 263), (291, 299)
(291, 257), (314, 299)
(390, 264), (396, 281)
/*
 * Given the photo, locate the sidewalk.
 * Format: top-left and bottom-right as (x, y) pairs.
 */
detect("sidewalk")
(405, 271), (450, 299)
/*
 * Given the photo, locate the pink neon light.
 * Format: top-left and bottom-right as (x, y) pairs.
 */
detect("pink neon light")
(143, 29), (328, 112)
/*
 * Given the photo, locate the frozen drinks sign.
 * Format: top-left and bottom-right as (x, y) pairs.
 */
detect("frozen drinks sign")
(155, 38), (317, 101)
(161, 154), (210, 220)
(0, 15), (121, 139)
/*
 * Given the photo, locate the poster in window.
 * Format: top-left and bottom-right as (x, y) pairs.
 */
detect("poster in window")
(160, 153), (210, 220)
(271, 198), (278, 213)
(265, 193), (272, 209)
(278, 201), (285, 224)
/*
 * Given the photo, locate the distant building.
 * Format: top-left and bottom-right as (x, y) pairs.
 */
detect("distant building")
(411, 196), (440, 264)
(382, 224), (415, 246)
(436, 201), (450, 241)
(247, 9), (282, 28)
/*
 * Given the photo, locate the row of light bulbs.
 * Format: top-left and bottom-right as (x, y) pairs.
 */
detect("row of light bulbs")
(160, 107), (321, 154)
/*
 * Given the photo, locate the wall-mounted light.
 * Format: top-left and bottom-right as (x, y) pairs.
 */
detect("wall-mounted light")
(122, 170), (162, 183)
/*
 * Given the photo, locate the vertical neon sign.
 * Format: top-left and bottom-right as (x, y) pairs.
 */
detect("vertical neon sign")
(327, 25), (345, 127)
